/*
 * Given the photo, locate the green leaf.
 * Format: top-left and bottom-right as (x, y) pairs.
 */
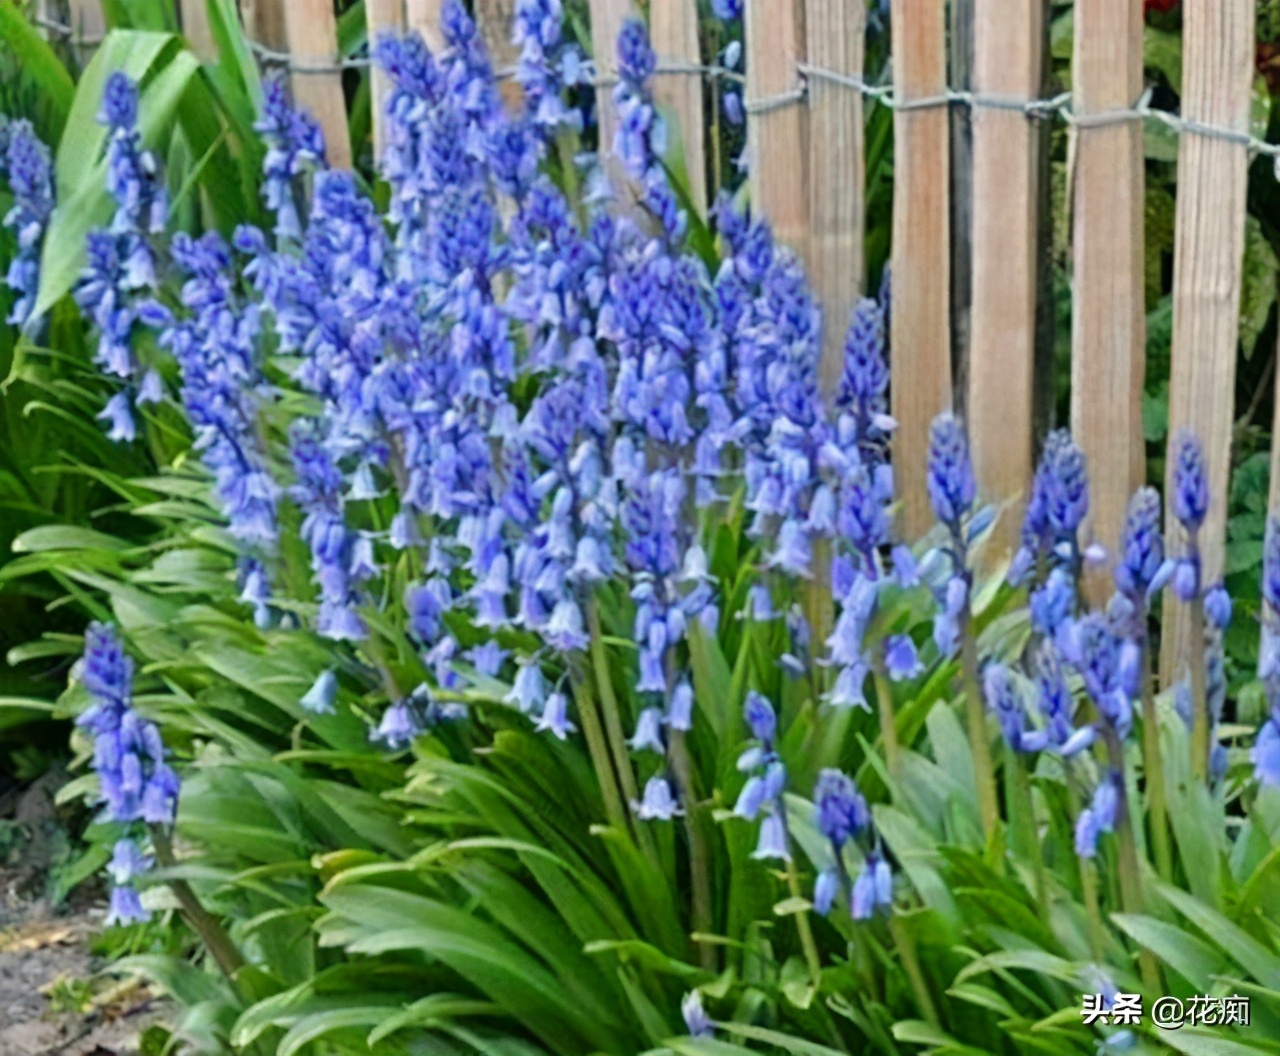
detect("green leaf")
(1111, 914), (1225, 991)
(12, 525), (131, 553)
(1156, 883), (1280, 988)
(1157, 1028), (1277, 1056)
(0, 3), (75, 142)
(714, 1022), (847, 1055)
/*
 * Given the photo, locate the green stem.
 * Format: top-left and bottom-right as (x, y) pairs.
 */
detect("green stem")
(1140, 650), (1173, 883)
(888, 915), (939, 1028)
(568, 667), (629, 832)
(1079, 855), (1105, 963)
(786, 859), (824, 988)
(1007, 748), (1047, 920)
(873, 670), (901, 776)
(150, 827), (245, 985)
(670, 732), (715, 971)
(960, 614), (999, 840)
(585, 599), (660, 867)
(1104, 734), (1160, 993)
(1188, 600), (1210, 783)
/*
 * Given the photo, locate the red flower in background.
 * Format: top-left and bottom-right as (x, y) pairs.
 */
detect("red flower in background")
(1144, 0), (1178, 12)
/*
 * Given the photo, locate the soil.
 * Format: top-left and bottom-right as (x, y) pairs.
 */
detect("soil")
(0, 770), (168, 1055)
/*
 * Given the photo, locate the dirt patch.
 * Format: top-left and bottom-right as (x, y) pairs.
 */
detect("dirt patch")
(0, 774), (168, 1055)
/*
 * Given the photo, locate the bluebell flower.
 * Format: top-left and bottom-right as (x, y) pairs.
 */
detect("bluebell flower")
(1171, 431), (1209, 533)
(1204, 584), (1232, 630)
(1253, 716), (1280, 786)
(813, 769), (869, 848)
(984, 663), (1032, 751)
(255, 77), (327, 239)
(814, 868), (840, 915)
(107, 837), (153, 886)
(851, 854), (893, 920)
(681, 991), (714, 1037)
(1039, 430), (1088, 539)
(1033, 643), (1079, 749)
(301, 669), (338, 714)
(534, 690), (576, 739)
(1074, 773), (1119, 858)
(373, 701), (419, 749)
(465, 641), (508, 677)
(106, 883), (149, 927)
(1, 119), (55, 325)
(506, 662), (548, 714)
(927, 413), (976, 527)
(97, 391), (137, 442)
(751, 811), (791, 861)
(884, 635), (922, 682)
(634, 775), (683, 820)
(668, 680), (694, 731)
(744, 691), (776, 744)
(1261, 517), (1280, 694)
(1030, 568), (1075, 636)
(1114, 487), (1168, 599)
(711, 0), (743, 20)
(629, 707), (666, 753)
(933, 575), (967, 658)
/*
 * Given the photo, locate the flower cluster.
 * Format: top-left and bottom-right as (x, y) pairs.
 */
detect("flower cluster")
(76, 622), (177, 925)
(1, 118), (54, 326)
(74, 74), (170, 440)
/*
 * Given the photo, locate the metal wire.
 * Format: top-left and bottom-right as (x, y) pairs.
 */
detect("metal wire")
(27, 13), (1280, 166)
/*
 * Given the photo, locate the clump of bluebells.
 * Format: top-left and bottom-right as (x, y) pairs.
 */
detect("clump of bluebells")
(75, 623), (177, 925)
(0, 118), (55, 326)
(48, 1), (1280, 1046)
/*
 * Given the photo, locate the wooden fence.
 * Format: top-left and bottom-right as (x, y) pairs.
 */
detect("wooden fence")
(41, 0), (1277, 676)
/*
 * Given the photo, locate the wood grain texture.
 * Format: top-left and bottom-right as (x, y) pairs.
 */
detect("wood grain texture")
(366, 0), (405, 159)
(588, 0), (636, 191)
(242, 0), (285, 50)
(476, 0), (523, 112)
(890, 0), (950, 538)
(180, 0), (218, 60)
(281, 0), (351, 169)
(651, 0), (707, 214)
(744, 0), (807, 258)
(68, 0), (105, 65)
(405, 0), (445, 52)
(967, 0), (1043, 557)
(807, 0), (865, 398)
(1160, 0), (1253, 680)
(1071, 0), (1144, 598)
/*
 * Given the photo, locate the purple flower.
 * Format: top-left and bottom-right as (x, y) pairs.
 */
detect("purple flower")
(1171, 431), (1209, 533)
(851, 855), (893, 920)
(884, 635), (922, 682)
(984, 663), (1029, 751)
(107, 838), (153, 885)
(927, 413), (975, 526)
(1253, 717), (1280, 786)
(301, 669), (338, 714)
(1, 119), (54, 325)
(534, 690), (576, 739)
(1039, 430), (1089, 539)
(373, 702), (419, 749)
(97, 391), (137, 442)
(1114, 487), (1166, 599)
(751, 811), (791, 861)
(634, 776), (683, 820)
(1204, 584), (1232, 631)
(813, 769), (869, 848)
(744, 691), (776, 743)
(628, 707), (666, 753)
(1074, 774), (1119, 858)
(682, 991), (714, 1037)
(106, 883), (149, 926)
(814, 868), (840, 915)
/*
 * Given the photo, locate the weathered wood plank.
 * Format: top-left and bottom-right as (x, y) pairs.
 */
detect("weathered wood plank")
(651, 0), (707, 214)
(890, 0), (950, 537)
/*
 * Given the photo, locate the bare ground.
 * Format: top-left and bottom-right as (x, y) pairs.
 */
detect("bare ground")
(0, 770), (168, 1056)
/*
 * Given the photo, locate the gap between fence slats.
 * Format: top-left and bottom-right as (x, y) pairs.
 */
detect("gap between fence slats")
(967, 0), (1043, 558)
(68, 0), (104, 67)
(179, 0), (218, 60)
(807, 0), (865, 399)
(1071, 0), (1145, 602)
(745, 0), (808, 261)
(890, 0), (951, 539)
(651, 0), (707, 216)
(1161, 0), (1254, 682)
(366, 0), (406, 160)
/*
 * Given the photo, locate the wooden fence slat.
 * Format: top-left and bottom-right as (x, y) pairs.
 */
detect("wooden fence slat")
(651, 0), (707, 215)
(476, 0), (522, 112)
(1161, 0), (1254, 679)
(744, 0), (808, 259)
(588, 0), (636, 190)
(367, 0), (406, 159)
(179, 0), (218, 60)
(68, 0), (104, 66)
(1071, 0), (1144, 596)
(405, 0), (445, 52)
(281, 0), (351, 169)
(807, 0), (865, 398)
(967, 0), (1043, 555)
(890, 0), (951, 538)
